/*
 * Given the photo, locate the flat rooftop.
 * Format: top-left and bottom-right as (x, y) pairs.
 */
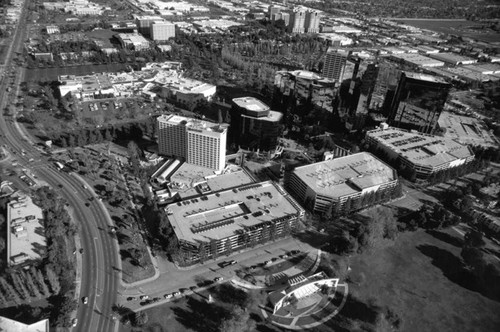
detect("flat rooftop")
(428, 52), (477, 64)
(166, 181), (303, 243)
(438, 111), (499, 148)
(7, 195), (45, 265)
(404, 71), (448, 84)
(367, 126), (474, 168)
(293, 152), (397, 198)
(0, 317), (48, 332)
(157, 114), (227, 133)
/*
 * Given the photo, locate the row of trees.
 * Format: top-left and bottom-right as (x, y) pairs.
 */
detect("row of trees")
(398, 203), (461, 232)
(32, 187), (78, 327)
(0, 266), (60, 305)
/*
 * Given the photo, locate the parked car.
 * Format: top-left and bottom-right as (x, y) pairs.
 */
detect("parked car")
(127, 297), (135, 301)
(228, 260), (237, 265)
(140, 295), (149, 300)
(72, 318), (78, 327)
(82, 297), (88, 304)
(164, 294), (172, 299)
(214, 277), (223, 282)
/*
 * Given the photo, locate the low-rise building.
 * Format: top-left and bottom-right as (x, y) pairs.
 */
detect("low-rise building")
(0, 316), (49, 332)
(116, 33), (150, 51)
(428, 52), (478, 66)
(288, 152), (399, 214)
(165, 180), (305, 262)
(6, 194), (45, 266)
(365, 125), (475, 179)
(438, 111), (499, 148)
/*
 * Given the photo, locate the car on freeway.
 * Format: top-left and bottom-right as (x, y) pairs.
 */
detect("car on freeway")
(214, 277), (223, 282)
(127, 297), (135, 301)
(82, 297), (88, 304)
(72, 318), (78, 327)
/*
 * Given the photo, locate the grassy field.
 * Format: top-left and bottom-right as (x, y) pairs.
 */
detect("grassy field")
(397, 19), (500, 43)
(343, 228), (500, 332)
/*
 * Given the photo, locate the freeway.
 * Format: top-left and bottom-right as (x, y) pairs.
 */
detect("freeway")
(0, 1), (119, 331)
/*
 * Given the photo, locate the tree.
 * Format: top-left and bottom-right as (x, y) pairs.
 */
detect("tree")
(464, 229), (485, 248)
(44, 266), (61, 294)
(10, 272), (30, 300)
(220, 306), (256, 332)
(0, 237), (5, 253)
(134, 311), (148, 326)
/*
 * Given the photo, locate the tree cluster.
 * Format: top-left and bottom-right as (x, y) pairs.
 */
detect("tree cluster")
(398, 203), (460, 232)
(461, 230), (500, 300)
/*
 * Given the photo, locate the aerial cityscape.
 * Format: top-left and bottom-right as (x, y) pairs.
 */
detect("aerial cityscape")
(0, 0), (499, 331)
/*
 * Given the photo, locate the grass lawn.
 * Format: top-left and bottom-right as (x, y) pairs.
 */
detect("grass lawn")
(339, 228), (500, 332)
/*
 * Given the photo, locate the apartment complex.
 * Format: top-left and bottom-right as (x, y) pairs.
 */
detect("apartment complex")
(322, 48), (349, 81)
(157, 115), (228, 172)
(164, 180), (305, 262)
(230, 97), (283, 152)
(365, 125), (475, 179)
(150, 21), (176, 41)
(388, 72), (451, 134)
(288, 152), (398, 214)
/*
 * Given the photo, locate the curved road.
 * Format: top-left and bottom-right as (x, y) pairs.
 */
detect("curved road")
(0, 1), (119, 331)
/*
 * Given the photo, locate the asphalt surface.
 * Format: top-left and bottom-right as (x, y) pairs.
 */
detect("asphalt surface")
(0, 2), (119, 330)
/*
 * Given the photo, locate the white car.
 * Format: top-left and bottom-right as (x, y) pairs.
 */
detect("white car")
(72, 318), (78, 327)
(214, 277), (223, 282)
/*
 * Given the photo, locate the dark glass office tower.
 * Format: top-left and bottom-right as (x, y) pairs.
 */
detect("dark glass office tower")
(388, 72), (451, 134)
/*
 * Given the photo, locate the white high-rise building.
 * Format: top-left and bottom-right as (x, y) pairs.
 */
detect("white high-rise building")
(157, 115), (228, 171)
(289, 8), (306, 33)
(150, 21), (175, 41)
(323, 48), (349, 81)
(305, 10), (321, 33)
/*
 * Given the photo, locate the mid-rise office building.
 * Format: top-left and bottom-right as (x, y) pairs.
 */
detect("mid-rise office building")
(304, 10), (321, 33)
(157, 115), (228, 171)
(231, 97), (283, 152)
(150, 21), (175, 41)
(116, 33), (150, 50)
(365, 125), (474, 179)
(323, 48), (349, 81)
(136, 15), (164, 36)
(288, 152), (399, 214)
(165, 180), (305, 263)
(388, 72), (451, 134)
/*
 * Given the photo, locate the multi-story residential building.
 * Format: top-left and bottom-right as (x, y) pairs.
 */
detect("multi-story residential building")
(322, 48), (349, 81)
(304, 10), (321, 33)
(288, 152), (399, 214)
(150, 21), (175, 41)
(289, 8), (306, 33)
(272, 12), (290, 26)
(116, 33), (150, 51)
(164, 180), (305, 263)
(136, 15), (164, 36)
(268, 5), (281, 18)
(388, 72), (451, 134)
(365, 125), (475, 179)
(157, 115), (228, 171)
(230, 97), (283, 152)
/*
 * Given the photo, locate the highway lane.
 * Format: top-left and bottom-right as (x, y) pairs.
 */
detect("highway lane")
(0, 4), (120, 328)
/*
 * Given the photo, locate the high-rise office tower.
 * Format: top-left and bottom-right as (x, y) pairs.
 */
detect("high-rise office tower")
(150, 21), (175, 41)
(231, 97), (283, 152)
(388, 72), (451, 134)
(157, 115), (228, 171)
(289, 8), (306, 33)
(304, 10), (321, 33)
(322, 48), (349, 81)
